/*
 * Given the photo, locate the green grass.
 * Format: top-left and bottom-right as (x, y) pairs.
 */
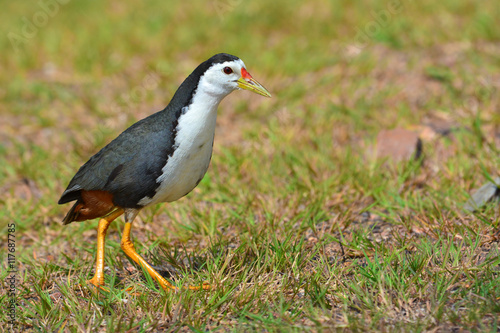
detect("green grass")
(1, 0), (500, 331)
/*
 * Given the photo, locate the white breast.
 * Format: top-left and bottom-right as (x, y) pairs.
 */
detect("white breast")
(138, 85), (223, 206)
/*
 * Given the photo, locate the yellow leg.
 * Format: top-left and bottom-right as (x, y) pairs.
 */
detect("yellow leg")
(87, 209), (124, 289)
(120, 222), (210, 291)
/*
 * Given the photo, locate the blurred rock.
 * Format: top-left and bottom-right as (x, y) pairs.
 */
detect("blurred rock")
(423, 117), (457, 136)
(375, 128), (422, 162)
(464, 177), (500, 212)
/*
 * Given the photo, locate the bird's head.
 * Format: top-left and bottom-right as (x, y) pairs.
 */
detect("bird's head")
(199, 53), (271, 98)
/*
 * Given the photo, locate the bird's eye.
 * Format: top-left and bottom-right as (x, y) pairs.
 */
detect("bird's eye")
(223, 67), (233, 75)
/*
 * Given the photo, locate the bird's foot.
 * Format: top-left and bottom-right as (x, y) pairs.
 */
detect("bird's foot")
(86, 276), (110, 292)
(184, 281), (211, 291)
(86, 279), (141, 294)
(154, 274), (210, 292)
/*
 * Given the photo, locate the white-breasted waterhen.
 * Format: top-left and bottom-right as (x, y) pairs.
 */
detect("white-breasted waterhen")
(59, 53), (271, 291)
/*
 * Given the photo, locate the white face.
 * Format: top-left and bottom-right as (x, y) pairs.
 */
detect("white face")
(199, 59), (247, 97)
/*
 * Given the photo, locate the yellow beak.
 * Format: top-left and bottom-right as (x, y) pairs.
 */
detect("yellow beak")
(237, 74), (272, 98)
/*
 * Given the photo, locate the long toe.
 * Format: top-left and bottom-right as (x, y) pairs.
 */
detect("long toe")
(185, 281), (211, 291)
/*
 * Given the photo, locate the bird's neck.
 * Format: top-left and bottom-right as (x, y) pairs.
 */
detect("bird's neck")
(177, 74), (232, 125)
(174, 79), (225, 147)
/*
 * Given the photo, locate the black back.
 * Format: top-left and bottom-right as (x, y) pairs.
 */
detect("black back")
(58, 53), (240, 208)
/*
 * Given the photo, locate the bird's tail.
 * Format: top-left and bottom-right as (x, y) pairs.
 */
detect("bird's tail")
(62, 200), (82, 225)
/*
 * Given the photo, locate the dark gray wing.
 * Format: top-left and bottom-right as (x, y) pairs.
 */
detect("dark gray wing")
(58, 108), (179, 208)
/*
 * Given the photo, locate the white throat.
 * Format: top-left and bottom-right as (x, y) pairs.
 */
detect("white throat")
(197, 73), (235, 100)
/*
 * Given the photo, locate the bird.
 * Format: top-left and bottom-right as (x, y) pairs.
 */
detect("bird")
(59, 53), (271, 291)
